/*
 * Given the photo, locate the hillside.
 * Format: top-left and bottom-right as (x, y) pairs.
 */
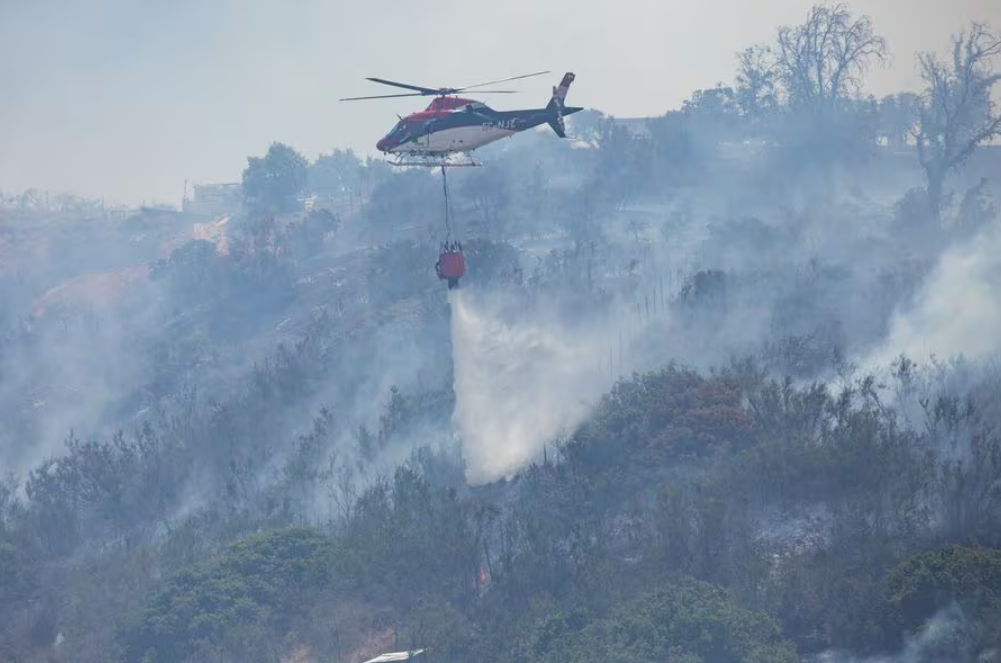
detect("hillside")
(3, 8), (1001, 663)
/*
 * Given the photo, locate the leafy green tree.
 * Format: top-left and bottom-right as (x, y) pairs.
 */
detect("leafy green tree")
(149, 239), (224, 302)
(564, 363), (755, 477)
(887, 544), (1001, 626)
(310, 148), (363, 209)
(457, 239), (522, 288)
(241, 142), (310, 216)
(339, 466), (486, 612)
(528, 577), (799, 663)
(882, 544), (1001, 657)
(567, 108), (606, 146)
(362, 168), (440, 241)
(735, 45), (780, 133)
(284, 208), (341, 261)
(0, 535), (37, 660)
(590, 118), (653, 210)
(645, 111), (702, 186)
(682, 84), (742, 142)
(641, 481), (768, 600)
(118, 527), (334, 663)
(458, 167), (512, 240)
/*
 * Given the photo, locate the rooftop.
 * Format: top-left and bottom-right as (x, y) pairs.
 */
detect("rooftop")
(361, 650), (426, 663)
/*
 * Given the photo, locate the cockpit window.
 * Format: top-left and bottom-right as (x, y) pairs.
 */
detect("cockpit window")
(388, 120), (412, 142)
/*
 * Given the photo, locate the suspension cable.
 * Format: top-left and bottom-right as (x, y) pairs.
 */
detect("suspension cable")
(440, 164), (453, 242)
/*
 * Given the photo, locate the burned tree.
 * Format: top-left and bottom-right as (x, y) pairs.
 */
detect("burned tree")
(747, 3), (890, 171)
(915, 21), (1001, 220)
(774, 3), (888, 113)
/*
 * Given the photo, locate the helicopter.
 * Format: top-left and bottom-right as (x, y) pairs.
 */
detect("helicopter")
(340, 70), (582, 167)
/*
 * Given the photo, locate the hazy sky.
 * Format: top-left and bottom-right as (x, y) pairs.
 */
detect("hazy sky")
(2, 0), (999, 206)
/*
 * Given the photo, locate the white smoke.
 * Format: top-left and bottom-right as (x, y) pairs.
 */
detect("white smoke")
(860, 222), (1001, 373)
(812, 604), (994, 663)
(448, 288), (619, 486)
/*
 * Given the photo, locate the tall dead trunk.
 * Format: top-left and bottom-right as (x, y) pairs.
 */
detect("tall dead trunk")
(924, 163), (946, 223)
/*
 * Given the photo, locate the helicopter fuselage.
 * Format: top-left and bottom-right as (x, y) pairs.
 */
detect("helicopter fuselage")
(377, 102), (583, 156)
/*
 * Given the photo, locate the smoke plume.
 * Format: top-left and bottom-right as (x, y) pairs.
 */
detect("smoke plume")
(861, 223), (1001, 371)
(812, 604), (993, 663)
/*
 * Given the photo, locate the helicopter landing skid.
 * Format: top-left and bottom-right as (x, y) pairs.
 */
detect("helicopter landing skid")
(388, 152), (481, 168)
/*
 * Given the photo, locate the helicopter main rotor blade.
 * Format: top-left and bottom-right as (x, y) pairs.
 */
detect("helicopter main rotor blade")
(340, 92), (427, 101)
(358, 71), (550, 97)
(457, 70), (551, 92)
(365, 77), (440, 95)
(340, 90), (518, 102)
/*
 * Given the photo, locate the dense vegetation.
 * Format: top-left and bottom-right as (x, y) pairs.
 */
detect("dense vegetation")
(2, 5), (1001, 663)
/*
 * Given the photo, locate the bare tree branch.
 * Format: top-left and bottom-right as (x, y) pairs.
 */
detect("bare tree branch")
(774, 3), (888, 113)
(915, 21), (1001, 217)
